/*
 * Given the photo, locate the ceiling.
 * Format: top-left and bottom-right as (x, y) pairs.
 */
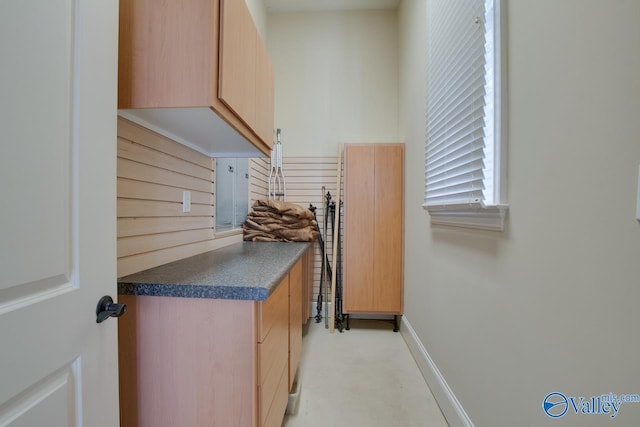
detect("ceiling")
(264, 0), (400, 12)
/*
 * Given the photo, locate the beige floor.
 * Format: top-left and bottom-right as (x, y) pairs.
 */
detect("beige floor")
(282, 319), (449, 427)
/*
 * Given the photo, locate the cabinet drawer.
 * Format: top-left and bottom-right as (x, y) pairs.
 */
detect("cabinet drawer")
(258, 349), (289, 425)
(259, 275), (288, 343)
(261, 364), (289, 427)
(257, 274), (289, 427)
(258, 313), (288, 391)
(289, 330), (302, 391)
(288, 259), (303, 390)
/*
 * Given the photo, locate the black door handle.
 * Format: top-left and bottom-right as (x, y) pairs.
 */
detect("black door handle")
(96, 295), (127, 323)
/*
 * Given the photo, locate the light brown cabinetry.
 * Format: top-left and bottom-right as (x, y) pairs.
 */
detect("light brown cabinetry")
(118, 295), (258, 427)
(118, 255), (308, 427)
(219, 0), (257, 127)
(301, 245), (314, 326)
(218, 0), (274, 147)
(118, 0), (274, 156)
(343, 144), (404, 315)
(220, 0), (275, 147)
(258, 275), (289, 427)
(288, 259), (302, 390)
(254, 41), (276, 147)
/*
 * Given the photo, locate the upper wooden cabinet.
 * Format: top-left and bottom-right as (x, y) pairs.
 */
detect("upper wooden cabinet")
(219, 0), (275, 147)
(255, 39), (276, 146)
(219, 0), (257, 129)
(118, 0), (274, 157)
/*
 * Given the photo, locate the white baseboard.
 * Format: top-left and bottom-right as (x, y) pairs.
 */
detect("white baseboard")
(400, 316), (474, 427)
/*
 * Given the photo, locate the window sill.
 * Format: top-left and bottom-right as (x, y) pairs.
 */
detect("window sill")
(422, 203), (508, 231)
(214, 228), (243, 239)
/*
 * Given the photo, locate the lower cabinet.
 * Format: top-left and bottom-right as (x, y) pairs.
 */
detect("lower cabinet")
(118, 255), (307, 427)
(258, 274), (289, 427)
(301, 245), (314, 326)
(288, 258), (302, 390)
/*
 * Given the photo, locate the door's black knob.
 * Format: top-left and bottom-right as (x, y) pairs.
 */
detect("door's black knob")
(96, 295), (127, 323)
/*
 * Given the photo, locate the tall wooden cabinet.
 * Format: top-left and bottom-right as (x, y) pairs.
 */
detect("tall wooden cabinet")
(343, 143), (404, 317)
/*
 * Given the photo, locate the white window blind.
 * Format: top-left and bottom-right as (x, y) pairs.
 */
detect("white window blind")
(424, 0), (507, 231)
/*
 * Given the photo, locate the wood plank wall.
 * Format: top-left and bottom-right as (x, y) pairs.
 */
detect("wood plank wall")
(278, 157), (344, 316)
(249, 157), (269, 205)
(117, 117), (242, 277)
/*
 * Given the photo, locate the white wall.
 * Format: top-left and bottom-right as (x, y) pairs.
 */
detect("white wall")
(399, 0), (640, 426)
(267, 10), (399, 156)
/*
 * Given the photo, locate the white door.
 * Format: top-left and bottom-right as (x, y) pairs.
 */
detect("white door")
(0, 0), (119, 426)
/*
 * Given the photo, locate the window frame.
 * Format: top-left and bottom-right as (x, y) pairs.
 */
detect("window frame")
(214, 157), (250, 234)
(423, 0), (508, 231)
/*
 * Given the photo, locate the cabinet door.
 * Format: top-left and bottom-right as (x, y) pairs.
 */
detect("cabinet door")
(255, 35), (275, 148)
(373, 145), (404, 313)
(258, 277), (289, 427)
(118, 0), (213, 108)
(301, 246), (314, 325)
(288, 258), (303, 390)
(344, 144), (404, 314)
(119, 296), (257, 427)
(219, 0), (257, 128)
(344, 145), (376, 312)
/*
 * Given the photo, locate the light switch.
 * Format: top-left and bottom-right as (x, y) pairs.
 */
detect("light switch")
(182, 190), (191, 213)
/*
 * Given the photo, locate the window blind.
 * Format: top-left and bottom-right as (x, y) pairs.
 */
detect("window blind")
(425, 0), (490, 208)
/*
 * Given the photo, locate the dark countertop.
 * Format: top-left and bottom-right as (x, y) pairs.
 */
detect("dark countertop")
(118, 241), (311, 301)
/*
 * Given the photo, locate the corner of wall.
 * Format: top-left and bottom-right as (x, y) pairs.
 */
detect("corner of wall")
(400, 316), (474, 427)
(245, 0), (268, 40)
